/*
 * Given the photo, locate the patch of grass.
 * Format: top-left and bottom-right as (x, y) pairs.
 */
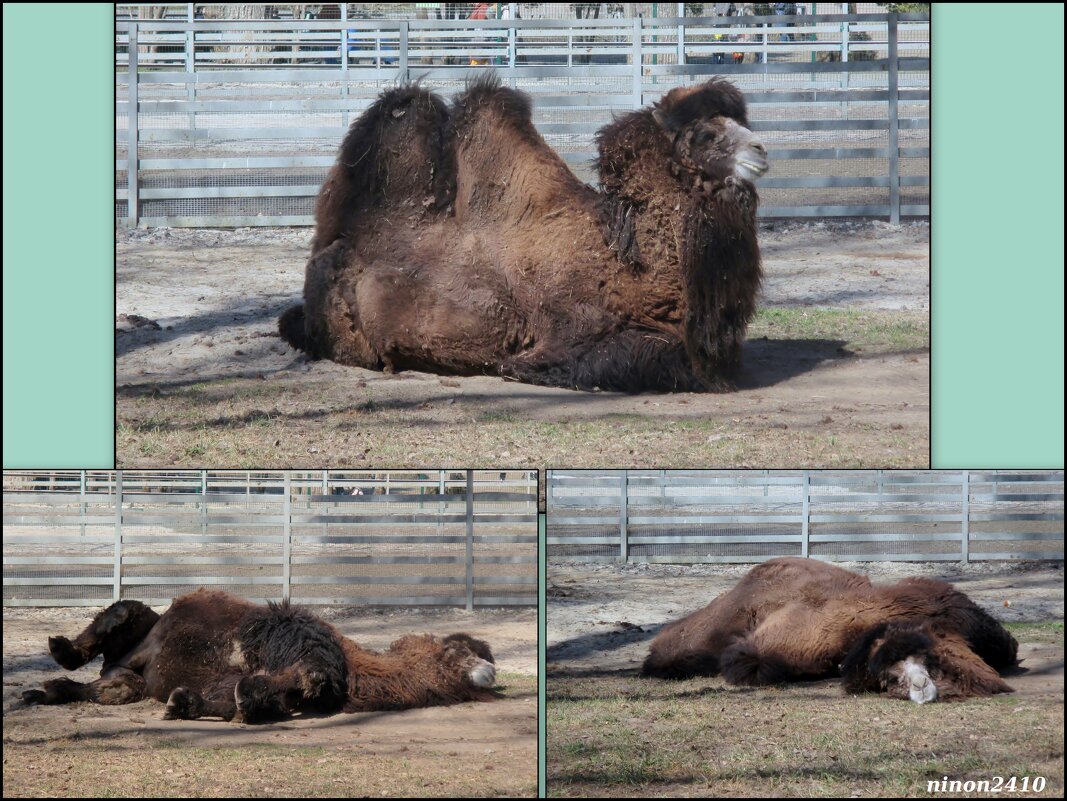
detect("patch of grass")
(751, 307), (929, 354)
(1005, 621), (1065, 644)
(547, 659), (1063, 798)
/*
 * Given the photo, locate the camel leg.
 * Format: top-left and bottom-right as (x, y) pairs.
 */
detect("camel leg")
(46, 599), (160, 671)
(23, 666), (147, 706)
(502, 330), (706, 393)
(166, 669), (317, 724)
(164, 674), (241, 722)
(720, 603), (842, 685)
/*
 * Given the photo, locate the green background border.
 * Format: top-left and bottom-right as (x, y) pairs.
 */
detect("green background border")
(931, 3), (1063, 467)
(3, 4), (114, 467)
(3, 4), (1064, 469)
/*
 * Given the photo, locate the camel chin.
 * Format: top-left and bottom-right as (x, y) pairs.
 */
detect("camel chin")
(735, 157), (769, 182)
(895, 657), (939, 704)
(469, 658), (496, 689)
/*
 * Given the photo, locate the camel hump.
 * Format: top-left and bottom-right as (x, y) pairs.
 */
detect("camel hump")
(313, 84), (451, 251)
(451, 72), (535, 134)
(278, 304), (307, 353)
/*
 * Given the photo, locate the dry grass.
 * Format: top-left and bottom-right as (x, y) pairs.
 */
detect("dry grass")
(546, 625), (1063, 798)
(2, 674), (536, 798)
(117, 307), (929, 469)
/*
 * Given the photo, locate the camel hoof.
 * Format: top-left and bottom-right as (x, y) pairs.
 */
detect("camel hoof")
(164, 686), (202, 720)
(22, 689), (46, 705)
(48, 636), (85, 670)
(469, 659), (496, 689)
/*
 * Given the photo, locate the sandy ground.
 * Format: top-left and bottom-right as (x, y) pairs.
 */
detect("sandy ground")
(3, 606), (536, 797)
(546, 561), (1064, 689)
(116, 220), (929, 468)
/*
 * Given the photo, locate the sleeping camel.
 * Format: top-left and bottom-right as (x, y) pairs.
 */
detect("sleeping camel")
(279, 74), (768, 392)
(643, 558), (1020, 702)
(22, 589), (497, 723)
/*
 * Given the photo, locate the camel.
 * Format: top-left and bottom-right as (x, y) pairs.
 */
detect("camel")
(279, 74), (768, 392)
(22, 589), (497, 723)
(642, 557), (1019, 702)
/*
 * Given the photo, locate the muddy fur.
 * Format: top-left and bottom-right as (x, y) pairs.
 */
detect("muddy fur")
(643, 557), (1019, 701)
(280, 74), (765, 392)
(23, 589), (498, 723)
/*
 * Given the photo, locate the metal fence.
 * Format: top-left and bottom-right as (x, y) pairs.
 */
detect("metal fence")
(3, 469), (537, 608)
(115, 7), (928, 227)
(547, 470), (1065, 564)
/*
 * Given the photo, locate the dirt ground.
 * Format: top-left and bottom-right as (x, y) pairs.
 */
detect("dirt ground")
(116, 220), (929, 468)
(546, 561), (1064, 797)
(2, 606), (537, 798)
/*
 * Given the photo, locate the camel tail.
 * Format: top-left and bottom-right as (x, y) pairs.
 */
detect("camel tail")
(279, 304), (307, 353)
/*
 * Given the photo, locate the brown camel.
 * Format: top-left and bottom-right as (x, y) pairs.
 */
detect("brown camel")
(23, 589), (497, 723)
(643, 557), (1019, 702)
(279, 74), (768, 392)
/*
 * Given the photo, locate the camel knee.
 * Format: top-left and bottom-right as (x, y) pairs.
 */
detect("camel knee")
(164, 686), (205, 720)
(720, 640), (793, 686)
(234, 675), (289, 724)
(49, 636), (89, 671)
(91, 673), (147, 705)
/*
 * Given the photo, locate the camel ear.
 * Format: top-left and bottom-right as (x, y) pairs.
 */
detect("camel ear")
(652, 106), (669, 129)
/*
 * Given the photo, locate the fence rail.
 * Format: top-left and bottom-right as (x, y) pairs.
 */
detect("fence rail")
(115, 9), (928, 227)
(547, 470), (1065, 564)
(3, 470), (537, 608)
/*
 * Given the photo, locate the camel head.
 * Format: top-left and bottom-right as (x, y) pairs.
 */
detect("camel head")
(839, 620), (1019, 704)
(442, 633), (497, 689)
(841, 621), (943, 703)
(652, 79), (769, 186)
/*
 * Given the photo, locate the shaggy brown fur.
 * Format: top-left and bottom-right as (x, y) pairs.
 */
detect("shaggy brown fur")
(279, 74), (767, 392)
(23, 589), (497, 723)
(642, 557), (1019, 701)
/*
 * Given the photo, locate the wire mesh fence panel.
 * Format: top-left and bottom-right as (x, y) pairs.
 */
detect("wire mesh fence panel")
(3, 470), (536, 607)
(114, 7), (928, 226)
(547, 470), (1065, 564)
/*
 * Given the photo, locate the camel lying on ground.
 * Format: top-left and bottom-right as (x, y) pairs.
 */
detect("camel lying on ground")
(643, 557), (1019, 702)
(279, 74), (768, 392)
(23, 589), (497, 723)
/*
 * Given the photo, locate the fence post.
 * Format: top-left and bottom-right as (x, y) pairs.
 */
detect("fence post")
(283, 471), (292, 601)
(79, 470), (87, 537)
(200, 470), (208, 536)
(399, 20), (409, 84)
(801, 471), (810, 558)
(113, 471), (123, 602)
(676, 2), (685, 68)
(961, 470), (970, 564)
(887, 11), (900, 224)
(632, 16), (643, 109)
(321, 469), (329, 539)
(186, 4), (195, 132)
(508, 4), (517, 87)
(341, 2), (349, 129)
(619, 470), (629, 562)
(127, 23), (139, 227)
(465, 469), (475, 612)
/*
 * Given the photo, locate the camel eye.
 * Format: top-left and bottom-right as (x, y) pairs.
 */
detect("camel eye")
(693, 129), (717, 146)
